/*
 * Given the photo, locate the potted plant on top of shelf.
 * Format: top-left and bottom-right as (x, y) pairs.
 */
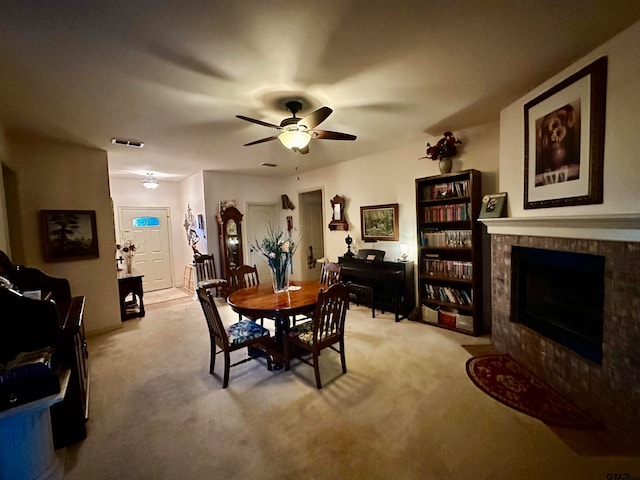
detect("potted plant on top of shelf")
(422, 131), (462, 174)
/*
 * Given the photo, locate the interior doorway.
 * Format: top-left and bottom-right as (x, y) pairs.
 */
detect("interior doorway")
(118, 207), (173, 292)
(246, 202), (278, 283)
(299, 189), (324, 281)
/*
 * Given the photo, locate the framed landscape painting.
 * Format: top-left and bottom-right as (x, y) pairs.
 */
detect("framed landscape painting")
(523, 56), (607, 209)
(40, 210), (99, 262)
(360, 203), (399, 242)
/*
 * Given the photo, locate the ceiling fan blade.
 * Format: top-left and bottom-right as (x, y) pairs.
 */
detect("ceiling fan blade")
(298, 106), (332, 130)
(311, 130), (357, 141)
(236, 115), (280, 129)
(243, 136), (278, 146)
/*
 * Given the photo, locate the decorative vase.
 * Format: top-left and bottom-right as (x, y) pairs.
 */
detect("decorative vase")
(438, 157), (453, 174)
(269, 254), (290, 293)
(126, 257), (133, 274)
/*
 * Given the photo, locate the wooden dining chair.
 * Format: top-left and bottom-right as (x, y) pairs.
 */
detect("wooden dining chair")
(229, 264), (260, 291)
(194, 254), (228, 298)
(320, 261), (342, 286)
(293, 261), (343, 327)
(197, 287), (272, 388)
(229, 264), (265, 326)
(284, 282), (350, 389)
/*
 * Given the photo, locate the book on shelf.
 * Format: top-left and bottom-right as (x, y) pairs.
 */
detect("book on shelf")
(424, 259), (473, 279)
(423, 203), (470, 222)
(422, 179), (470, 200)
(424, 283), (472, 305)
(421, 230), (472, 247)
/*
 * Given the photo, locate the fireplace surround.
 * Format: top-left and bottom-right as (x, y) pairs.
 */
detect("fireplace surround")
(484, 215), (640, 430)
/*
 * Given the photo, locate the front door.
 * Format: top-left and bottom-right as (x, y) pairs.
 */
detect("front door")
(118, 207), (173, 291)
(246, 203), (278, 283)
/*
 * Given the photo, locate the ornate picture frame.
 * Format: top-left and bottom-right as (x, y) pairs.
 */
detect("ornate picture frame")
(360, 203), (399, 242)
(328, 194), (348, 231)
(40, 210), (99, 262)
(524, 56), (607, 209)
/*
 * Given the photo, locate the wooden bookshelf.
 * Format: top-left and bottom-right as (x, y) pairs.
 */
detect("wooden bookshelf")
(415, 169), (483, 335)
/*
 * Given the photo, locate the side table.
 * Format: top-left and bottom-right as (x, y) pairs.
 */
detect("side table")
(117, 270), (145, 321)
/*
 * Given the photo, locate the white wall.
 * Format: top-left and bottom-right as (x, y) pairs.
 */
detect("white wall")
(179, 171), (206, 272)
(500, 20), (640, 217)
(4, 134), (121, 334)
(282, 122), (500, 280)
(106, 109), (501, 301)
(109, 177), (185, 288)
(202, 170), (285, 272)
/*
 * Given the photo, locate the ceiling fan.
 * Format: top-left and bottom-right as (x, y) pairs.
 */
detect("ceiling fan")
(236, 101), (356, 154)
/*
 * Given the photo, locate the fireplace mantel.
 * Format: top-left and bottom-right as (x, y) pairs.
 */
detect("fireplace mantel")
(479, 214), (640, 242)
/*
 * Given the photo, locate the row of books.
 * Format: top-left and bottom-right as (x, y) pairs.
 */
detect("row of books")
(420, 230), (472, 247)
(424, 259), (473, 279)
(420, 180), (470, 200)
(424, 283), (473, 305)
(422, 203), (470, 222)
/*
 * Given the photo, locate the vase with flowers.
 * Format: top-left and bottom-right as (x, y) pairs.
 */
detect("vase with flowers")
(116, 240), (136, 274)
(423, 131), (462, 174)
(251, 225), (298, 293)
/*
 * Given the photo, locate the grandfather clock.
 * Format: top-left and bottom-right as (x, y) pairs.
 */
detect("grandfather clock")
(217, 206), (244, 280)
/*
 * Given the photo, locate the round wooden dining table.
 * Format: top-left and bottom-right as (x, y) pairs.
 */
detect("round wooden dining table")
(227, 280), (324, 343)
(227, 281), (325, 369)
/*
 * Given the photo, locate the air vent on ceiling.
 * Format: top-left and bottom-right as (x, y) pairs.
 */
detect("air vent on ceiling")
(111, 138), (145, 148)
(260, 162), (277, 167)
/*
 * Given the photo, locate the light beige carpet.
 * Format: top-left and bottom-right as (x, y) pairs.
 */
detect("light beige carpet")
(143, 287), (191, 305)
(62, 299), (640, 480)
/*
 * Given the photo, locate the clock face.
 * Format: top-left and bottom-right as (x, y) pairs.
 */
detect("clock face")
(226, 220), (237, 236)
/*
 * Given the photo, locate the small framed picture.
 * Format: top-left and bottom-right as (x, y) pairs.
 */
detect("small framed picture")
(40, 210), (99, 262)
(479, 193), (507, 219)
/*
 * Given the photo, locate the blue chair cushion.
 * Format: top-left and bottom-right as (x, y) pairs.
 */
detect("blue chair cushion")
(226, 320), (270, 345)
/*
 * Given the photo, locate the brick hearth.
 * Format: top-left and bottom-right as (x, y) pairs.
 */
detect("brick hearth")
(490, 234), (640, 430)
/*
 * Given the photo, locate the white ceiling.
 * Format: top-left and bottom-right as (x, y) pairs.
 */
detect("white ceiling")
(2, 1), (639, 182)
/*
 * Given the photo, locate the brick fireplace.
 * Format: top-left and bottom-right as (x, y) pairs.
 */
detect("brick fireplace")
(483, 215), (640, 431)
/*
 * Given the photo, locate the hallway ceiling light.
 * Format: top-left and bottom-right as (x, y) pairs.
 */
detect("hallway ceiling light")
(141, 173), (159, 189)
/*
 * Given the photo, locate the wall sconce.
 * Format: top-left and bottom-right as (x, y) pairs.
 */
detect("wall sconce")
(141, 173), (159, 189)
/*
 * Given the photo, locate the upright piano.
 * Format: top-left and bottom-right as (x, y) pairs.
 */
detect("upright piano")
(0, 252), (89, 448)
(339, 256), (415, 321)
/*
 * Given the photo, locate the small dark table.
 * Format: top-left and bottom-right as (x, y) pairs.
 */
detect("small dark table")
(117, 270), (145, 321)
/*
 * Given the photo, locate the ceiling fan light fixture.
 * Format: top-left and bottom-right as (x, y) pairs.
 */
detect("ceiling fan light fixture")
(141, 172), (159, 189)
(278, 129), (311, 151)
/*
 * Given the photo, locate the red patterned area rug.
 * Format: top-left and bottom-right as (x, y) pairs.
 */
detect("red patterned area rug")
(466, 354), (604, 429)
